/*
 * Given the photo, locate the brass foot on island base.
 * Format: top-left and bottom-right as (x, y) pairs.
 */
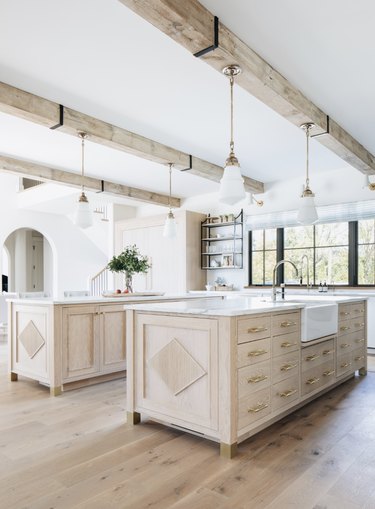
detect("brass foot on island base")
(50, 386), (62, 397)
(127, 411), (141, 425)
(10, 372), (18, 382)
(220, 442), (238, 459)
(359, 367), (367, 376)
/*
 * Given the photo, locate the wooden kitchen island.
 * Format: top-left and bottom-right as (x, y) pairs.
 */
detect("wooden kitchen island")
(125, 296), (367, 458)
(8, 294), (222, 395)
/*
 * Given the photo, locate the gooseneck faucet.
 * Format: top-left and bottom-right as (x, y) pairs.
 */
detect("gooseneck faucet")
(300, 254), (311, 290)
(272, 260), (299, 301)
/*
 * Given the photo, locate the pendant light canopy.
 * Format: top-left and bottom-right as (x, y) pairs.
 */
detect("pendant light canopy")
(163, 163), (177, 239)
(297, 123), (318, 225)
(74, 132), (93, 229)
(219, 65), (246, 206)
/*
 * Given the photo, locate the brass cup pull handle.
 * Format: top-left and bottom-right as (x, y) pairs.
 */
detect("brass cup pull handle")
(280, 363), (298, 372)
(341, 362), (351, 368)
(322, 350), (333, 355)
(340, 311), (350, 316)
(340, 343), (350, 349)
(248, 326), (268, 333)
(323, 370), (335, 377)
(355, 355), (365, 361)
(305, 354), (320, 362)
(306, 377), (320, 385)
(248, 402), (269, 413)
(280, 321), (297, 328)
(247, 374), (268, 384)
(279, 389), (297, 398)
(281, 341), (296, 348)
(247, 349), (268, 357)
(340, 326), (351, 331)
(355, 338), (365, 343)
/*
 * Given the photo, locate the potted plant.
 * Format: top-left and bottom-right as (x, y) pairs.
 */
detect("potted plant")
(107, 245), (150, 293)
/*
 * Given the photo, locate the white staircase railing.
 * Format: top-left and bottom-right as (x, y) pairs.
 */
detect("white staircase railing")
(89, 266), (110, 296)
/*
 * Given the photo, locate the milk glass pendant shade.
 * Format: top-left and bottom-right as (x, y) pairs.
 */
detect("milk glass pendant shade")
(74, 132), (93, 229)
(297, 123), (318, 225)
(219, 65), (246, 205)
(163, 163), (177, 239)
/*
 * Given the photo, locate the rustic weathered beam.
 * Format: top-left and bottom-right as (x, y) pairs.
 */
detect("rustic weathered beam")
(0, 81), (264, 194)
(118, 0), (375, 174)
(0, 154), (181, 208)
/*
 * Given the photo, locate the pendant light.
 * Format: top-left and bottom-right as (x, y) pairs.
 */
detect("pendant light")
(297, 123), (318, 225)
(219, 64), (246, 206)
(74, 132), (93, 229)
(163, 163), (177, 239)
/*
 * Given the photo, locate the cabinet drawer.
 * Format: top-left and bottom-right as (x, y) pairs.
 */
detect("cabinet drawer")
(272, 352), (300, 384)
(338, 303), (352, 322)
(352, 347), (366, 372)
(302, 360), (335, 396)
(272, 312), (300, 336)
(337, 330), (365, 353)
(237, 315), (271, 344)
(272, 331), (300, 357)
(338, 318), (365, 337)
(237, 360), (270, 399)
(337, 352), (353, 377)
(301, 339), (334, 372)
(350, 302), (365, 319)
(272, 375), (299, 412)
(237, 338), (271, 368)
(238, 387), (271, 430)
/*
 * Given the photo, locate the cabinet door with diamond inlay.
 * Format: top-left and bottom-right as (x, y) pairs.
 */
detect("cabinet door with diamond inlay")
(134, 313), (219, 434)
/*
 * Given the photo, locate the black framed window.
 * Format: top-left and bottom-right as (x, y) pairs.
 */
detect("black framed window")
(250, 229), (277, 285)
(358, 219), (375, 285)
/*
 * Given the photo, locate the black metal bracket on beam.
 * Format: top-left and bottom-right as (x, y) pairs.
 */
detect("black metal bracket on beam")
(96, 180), (105, 193)
(311, 116), (330, 138)
(50, 104), (64, 130)
(180, 155), (193, 172)
(193, 16), (219, 58)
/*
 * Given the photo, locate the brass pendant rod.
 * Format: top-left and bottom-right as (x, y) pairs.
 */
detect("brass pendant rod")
(230, 74), (234, 153)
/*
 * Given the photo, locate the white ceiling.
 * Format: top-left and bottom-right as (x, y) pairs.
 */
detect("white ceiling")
(0, 0), (369, 206)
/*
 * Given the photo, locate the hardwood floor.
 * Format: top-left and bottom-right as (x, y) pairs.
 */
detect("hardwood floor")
(1, 341), (375, 509)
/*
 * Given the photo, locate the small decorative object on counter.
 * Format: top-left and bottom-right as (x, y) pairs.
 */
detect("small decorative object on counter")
(107, 245), (151, 293)
(318, 281), (323, 292)
(214, 277), (234, 291)
(323, 281), (328, 292)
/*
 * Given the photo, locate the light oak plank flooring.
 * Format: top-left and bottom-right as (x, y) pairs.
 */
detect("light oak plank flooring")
(1, 342), (375, 509)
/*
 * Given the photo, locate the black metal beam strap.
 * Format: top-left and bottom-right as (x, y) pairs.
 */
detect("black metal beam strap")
(193, 16), (219, 58)
(180, 154), (193, 172)
(50, 104), (64, 130)
(311, 116), (330, 138)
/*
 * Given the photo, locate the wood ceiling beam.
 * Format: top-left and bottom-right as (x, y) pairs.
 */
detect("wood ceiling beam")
(0, 154), (181, 208)
(118, 0), (375, 175)
(0, 81), (264, 194)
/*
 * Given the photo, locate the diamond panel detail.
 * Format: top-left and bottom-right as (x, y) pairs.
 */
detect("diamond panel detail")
(149, 338), (206, 395)
(19, 320), (45, 359)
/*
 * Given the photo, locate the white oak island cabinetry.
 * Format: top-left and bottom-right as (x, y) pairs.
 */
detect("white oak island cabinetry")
(125, 297), (367, 458)
(8, 295), (222, 395)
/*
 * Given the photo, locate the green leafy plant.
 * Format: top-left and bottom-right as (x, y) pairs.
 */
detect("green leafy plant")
(107, 245), (150, 277)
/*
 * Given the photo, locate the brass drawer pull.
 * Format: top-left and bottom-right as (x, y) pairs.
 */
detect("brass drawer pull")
(281, 341), (296, 348)
(340, 311), (350, 316)
(340, 362), (351, 368)
(353, 309), (364, 314)
(355, 338), (365, 344)
(279, 389), (297, 398)
(248, 402), (269, 413)
(323, 369), (335, 377)
(340, 326), (351, 331)
(305, 354), (320, 362)
(340, 343), (350, 349)
(247, 349), (268, 357)
(322, 349), (333, 355)
(306, 377), (320, 385)
(355, 355), (365, 361)
(280, 321), (297, 328)
(248, 326), (268, 333)
(354, 323), (365, 328)
(280, 363), (297, 372)
(247, 374), (268, 384)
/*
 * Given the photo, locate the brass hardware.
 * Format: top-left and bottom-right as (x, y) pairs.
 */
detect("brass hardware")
(340, 311), (350, 316)
(323, 370), (335, 376)
(248, 402), (269, 413)
(305, 354), (320, 362)
(281, 341), (296, 348)
(248, 326), (268, 333)
(340, 326), (350, 331)
(306, 377), (320, 385)
(355, 338), (365, 343)
(280, 321), (297, 328)
(340, 343), (350, 349)
(355, 355), (365, 361)
(340, 362), (351, 368)
(353, 309), (364, 314)
(355, 323), (365, 328)
(322, 349), (333, 355)
(279, 389), (297, 398)
(280, 363), (297, 372)
(247, 349), (268, 357)
(247, 374), (268, 384)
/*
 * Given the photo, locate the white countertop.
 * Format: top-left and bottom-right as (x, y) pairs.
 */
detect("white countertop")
(124, 294), (367, 317)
